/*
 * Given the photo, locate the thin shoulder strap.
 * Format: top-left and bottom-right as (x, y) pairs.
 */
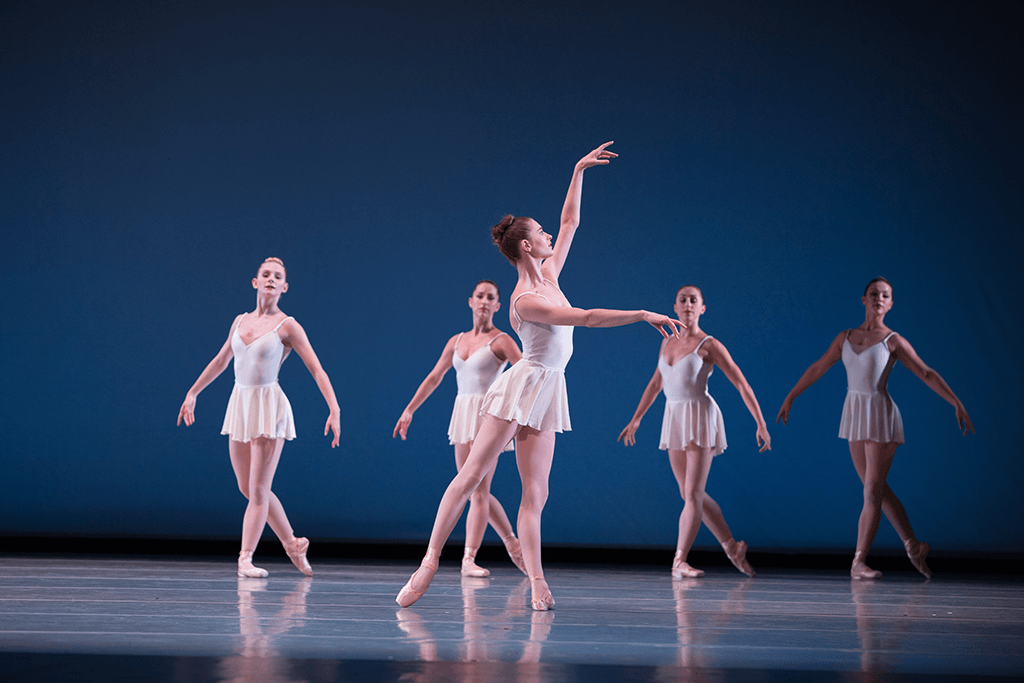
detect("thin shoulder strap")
(272, 316), (294, 333)
(845, 329), (852, 341)
(485, 331), (505, 347)
(695, 335), (713, 352)
(882, 331), (897, 344)
(454, 332), (463, 353)
(511, 291), (549, 325)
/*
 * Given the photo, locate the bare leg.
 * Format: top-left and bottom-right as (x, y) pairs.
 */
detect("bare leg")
(699, 494), (756, 577)
(397, 416), (520, 607)
(457, 442), (495, 577)
(848, 441), (899, 579)
(515, 426), (557, 610)
(668, 446), (714, 578)
(229, 437), (285, 577)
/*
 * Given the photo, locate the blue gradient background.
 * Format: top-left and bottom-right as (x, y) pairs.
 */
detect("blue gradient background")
(2, 1), (1020, 553)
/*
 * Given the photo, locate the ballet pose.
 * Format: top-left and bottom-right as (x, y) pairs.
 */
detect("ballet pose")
(177, 257), (341, 578)
(777, 277), (974, 579)
(619, 285), (770, 579)
(396, 142), (683, 610)
(393, 280), (527, 578)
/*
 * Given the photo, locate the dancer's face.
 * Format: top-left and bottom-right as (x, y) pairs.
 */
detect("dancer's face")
(521, 219), (554, 259)
(862, 281), (893, 316)
(674, 287), (705, 324)
(469, 282), (501, 318)
(253, 261), (288, 296)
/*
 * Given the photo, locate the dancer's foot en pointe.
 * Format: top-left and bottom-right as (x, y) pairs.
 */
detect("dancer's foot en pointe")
(396, 549), (440, 608)
(283, 536), (313, 577)
(722, 539), (756, 577)
(671, 550), (704, 579)
(904, 539), (931, 579)
(238, 551), (269, 578)
(851, 551), (882, 580)
(502, 535), (528, 575)
(461, 548), (490, 578)
(529, 575), (555, 611)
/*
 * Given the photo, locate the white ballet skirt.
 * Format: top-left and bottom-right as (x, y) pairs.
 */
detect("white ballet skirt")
(481, 288), (573, 433)
(221, 314), (296, 443)
(447, 333), (514, 451)
(838, 331), (905, 444)
(658, 336), (727, 455)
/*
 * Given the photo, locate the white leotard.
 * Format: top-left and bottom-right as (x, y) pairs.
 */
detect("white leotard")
(221, 313), (296, 442)
(480, 286), (573, 432)
(448, 332), (513, 451)
(658, 336), (727, 455)
(838, 331), (905, 444)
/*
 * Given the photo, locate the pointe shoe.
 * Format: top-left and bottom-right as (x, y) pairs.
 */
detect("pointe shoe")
(282, 536), (313, 577)
(502, 535), (528, 576)
(851, 551), (882, 580)
(461, 555), (490, 578)
(722, 539), (756, 577)
(396, 555), (440, 608)
(671, 551), (704, 579)
(905, 539), (932, 579)
(529, 575), (555, 611)
(238, 551), (269, 578)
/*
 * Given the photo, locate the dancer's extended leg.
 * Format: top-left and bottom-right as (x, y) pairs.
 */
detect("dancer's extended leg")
(515, 426), (556, 610)
(457, 442), (495, 577)
(396, 416), (520, 606)
(668, 446), (714, 578)
(849, 441), (898, 579)
(230, 437), (285, 577)
(699, 494), (756, 577)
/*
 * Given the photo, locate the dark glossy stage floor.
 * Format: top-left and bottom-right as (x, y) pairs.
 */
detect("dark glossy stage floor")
(1, 553), (1021, 682)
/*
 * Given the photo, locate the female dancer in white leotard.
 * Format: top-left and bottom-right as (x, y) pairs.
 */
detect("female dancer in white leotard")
(777, 277), (974, 579)
(619, 285), (770, 579)
(178, 257), (341, 578)
(396, 142), (684, 611)
(393, 280), (527, 578)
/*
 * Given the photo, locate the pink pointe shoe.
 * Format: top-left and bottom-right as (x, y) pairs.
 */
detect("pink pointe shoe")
(905, 539), (932, 579)
(461, 550), (490, 578)
(529, 575), (555, 611)
(722, 539), (756, 577)
(851, 551), (882, 580)
(283, 536), (313, 577)
(238, 551), (269, 578)
(671, 550), (704, 579)
(502, 535), (528, 576)
(397, 552), (440, 608)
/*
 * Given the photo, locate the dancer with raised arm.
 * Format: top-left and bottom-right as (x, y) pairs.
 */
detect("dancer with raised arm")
(777, 277), (974, 579)
(619, 285), (770, 579)
(178, 257), (341, 578)
(393, 280), (527, 578)
(396, 142), (683, 610)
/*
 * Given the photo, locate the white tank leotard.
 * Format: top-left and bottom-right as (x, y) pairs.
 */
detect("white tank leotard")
(480, 286), (573, 432)
(838, 330), (905, 444)
(448, 332), (514, 451)
(221, 313), (296, 442)
(658, 336), (727, 455)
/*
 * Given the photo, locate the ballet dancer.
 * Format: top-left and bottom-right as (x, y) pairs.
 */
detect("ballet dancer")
(777, 277), (974, 579)
(395, 141), (684, 611)
(178, 257), (341, 578)
(393, 279), (527, 577)
(619, 285), (770, 578)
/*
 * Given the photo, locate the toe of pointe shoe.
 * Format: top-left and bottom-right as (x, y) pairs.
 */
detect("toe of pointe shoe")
(725, 541), (756, 577)
(907, 541), (932, 578)
(529, 577), (555, 611)
(396, 562), (438, 608)
(851, 567), (883, 580)
(504, 538), (528, 576)
(285, 537), (313, 577)
(461, 560), (490, 578)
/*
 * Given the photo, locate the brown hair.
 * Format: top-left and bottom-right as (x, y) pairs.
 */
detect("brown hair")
(491, 215), (532, 265)
(473, 279), (500, 301)
(676, 284), (704, 304)
(863, 276), (891, 296)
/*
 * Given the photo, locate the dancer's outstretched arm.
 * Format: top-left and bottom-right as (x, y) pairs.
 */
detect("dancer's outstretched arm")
(546, 142), (617, 279)
(279, 319), (342, 447)
(177, 314), (243, 427)
(891, 334), (974, 434)
(514, 296), (683, 339)
(777, 331), (845, 425)
(619, 344), (666, 447)
(705, 338), (771, 451)
(394, 335), (456, 440)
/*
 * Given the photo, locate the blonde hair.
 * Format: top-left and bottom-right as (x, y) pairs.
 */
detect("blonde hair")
(258, 257), (286, 277)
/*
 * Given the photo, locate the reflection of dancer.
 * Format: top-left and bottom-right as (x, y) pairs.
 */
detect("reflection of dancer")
(178, 258), (340, 577)
(394, 281), (526, 578)
(619, 285), (770, 579)
(397, 142), (683, 611)
(778, 277), (974, 579)
(220, 577), (311, 681)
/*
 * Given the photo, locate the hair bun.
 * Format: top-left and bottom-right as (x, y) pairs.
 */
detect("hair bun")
(492, 214), (515, 246)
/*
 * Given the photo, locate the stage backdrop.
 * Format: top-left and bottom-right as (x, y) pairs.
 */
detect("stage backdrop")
(3, 0), (1021, 554)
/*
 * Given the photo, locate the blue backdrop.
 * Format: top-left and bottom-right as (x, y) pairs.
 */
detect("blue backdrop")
(2, 0), (1020, 553)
